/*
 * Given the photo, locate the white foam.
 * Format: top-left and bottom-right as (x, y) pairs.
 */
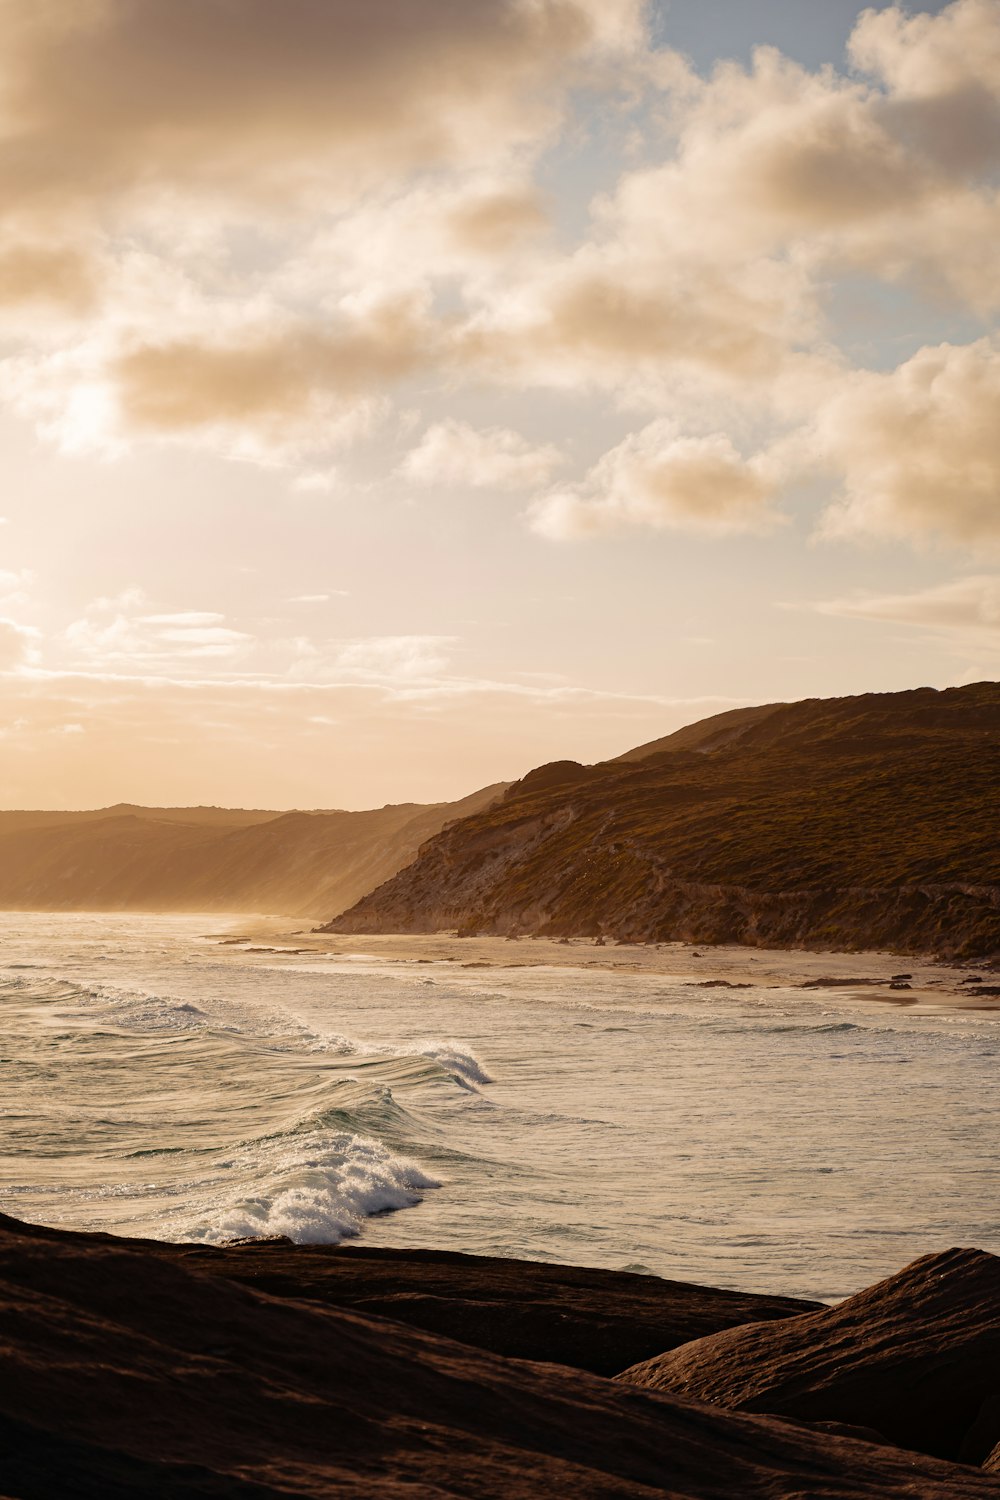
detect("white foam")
(297, 1020), (493, 1090)
(414, 1040), (494, 1088)
(199, 1131), (440, 1245)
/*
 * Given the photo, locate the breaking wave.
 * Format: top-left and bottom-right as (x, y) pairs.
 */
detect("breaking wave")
(0, 969), (487, 1246)
(194, 1131), (440, 1246)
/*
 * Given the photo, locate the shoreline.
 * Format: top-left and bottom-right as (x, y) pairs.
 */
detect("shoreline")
(222, 920), (1000, 1012)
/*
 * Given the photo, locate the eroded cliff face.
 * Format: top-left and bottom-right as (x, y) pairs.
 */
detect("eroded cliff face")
(323, 683), (1000, 959)
(322, 837), (1000, 959)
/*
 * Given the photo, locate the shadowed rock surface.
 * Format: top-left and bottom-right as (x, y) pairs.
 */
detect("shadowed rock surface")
(0, 1214), (820, 1378)
(324, 683), (1000, 957)
(619, 1247), (1000, 1462)
(0, 1216), (997, 1499)
(963, 1394), (1000, 1468)
(168, 1238), (823, 1375)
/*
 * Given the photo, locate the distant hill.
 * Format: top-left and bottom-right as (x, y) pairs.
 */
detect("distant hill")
(322, 683), (1000, 959)
(0, 785), (507, 918)
(0, 805), (282, 836)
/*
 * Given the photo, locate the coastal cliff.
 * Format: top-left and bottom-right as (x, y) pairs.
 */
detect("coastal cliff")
(323, 683), (1000, 958)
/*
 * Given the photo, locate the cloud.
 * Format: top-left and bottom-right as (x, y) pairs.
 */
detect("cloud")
(0, 618), (39, 671)
(0, 0), (645, 213)
(331, 636), (457, 683)
(812, 575), (1000, 636)
(0, 569), (35, 607)
(139, 612), (226, 627)
(0, 2), (649, 462)
(814, 337), (1000, 544)
(655, 51), (921, 245)
(472, 0), (1000, 412)
(112, 299), (433, 458)
(286, 594), (351, 604)
(400, 420), (563, 490)
(851, 0), (1000, 112)
(445, 187), (550, 254)
(65, 597), (254, 667)
(0, 241), (99, 312)
(462, 250), (820, 402)
(642, 2), (1000, 261)
(0, 0), (999, 542)
(529, 423), (786, 538)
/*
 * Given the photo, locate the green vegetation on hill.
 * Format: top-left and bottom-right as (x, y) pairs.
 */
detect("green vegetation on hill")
(324, 684), (1000, 958)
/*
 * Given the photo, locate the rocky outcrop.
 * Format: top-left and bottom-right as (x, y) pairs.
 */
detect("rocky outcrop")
(619, 1247), (1000, 1462)
(323, 683), (1000, 958)
(0, 1215), (997, 1499)
(0, 1212), (821, 1378)
(168, 1237), (822, 1376)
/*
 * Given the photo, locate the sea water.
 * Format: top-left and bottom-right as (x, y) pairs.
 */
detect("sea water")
(2, 912), (998, 1302)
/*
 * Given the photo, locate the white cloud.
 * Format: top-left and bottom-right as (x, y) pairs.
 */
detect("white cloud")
(459, 0), (1000, 429)
(140, 612), (226, 626)
(0, 618), (40, 671)
(814, 337), (1000, 544)
(332, 635), (456, 683)
(850, 0), (1000, 109)
(0, 0), (997, 555)
(529, 423), (786, 538)
(0, 568), (35, 607)
(66, 597), (254, 668)
(400, 420), (563, 490)
(812, 575), (1000, 635)
(287, 593), (351, 604)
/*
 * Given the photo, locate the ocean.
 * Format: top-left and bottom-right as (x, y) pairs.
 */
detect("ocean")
(2, 912), (998, 1303)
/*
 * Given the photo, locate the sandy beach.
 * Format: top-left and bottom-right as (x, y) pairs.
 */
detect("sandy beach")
(222, 921), (1000, 1012)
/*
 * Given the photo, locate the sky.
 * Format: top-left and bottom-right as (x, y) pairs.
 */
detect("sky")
(2, 0), (1000, 809)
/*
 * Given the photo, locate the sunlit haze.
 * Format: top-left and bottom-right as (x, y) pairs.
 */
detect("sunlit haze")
(2, 0), (998, 808)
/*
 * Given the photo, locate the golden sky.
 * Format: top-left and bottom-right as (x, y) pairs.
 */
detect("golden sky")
(2, 0), (999, 807)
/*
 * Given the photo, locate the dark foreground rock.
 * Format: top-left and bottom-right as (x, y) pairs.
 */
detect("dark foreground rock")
(0, 1218), (997, 1500)
(619, 1247), (1000, 1462)
(0, 1213), (819, 1377)
(964, 1394), (1000, 1467)
(173, 1238), (821, 1375)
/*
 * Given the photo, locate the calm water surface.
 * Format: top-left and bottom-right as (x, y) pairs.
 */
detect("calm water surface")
(2, 913), (998, 1301)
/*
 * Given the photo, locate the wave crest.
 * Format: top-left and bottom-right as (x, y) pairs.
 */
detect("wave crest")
(199, 1131), (440, 1246)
